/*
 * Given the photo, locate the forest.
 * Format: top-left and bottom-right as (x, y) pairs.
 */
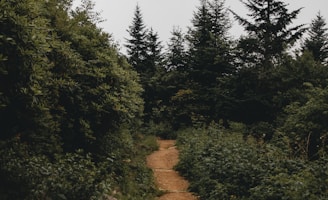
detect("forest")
(1, 0), (328, 199)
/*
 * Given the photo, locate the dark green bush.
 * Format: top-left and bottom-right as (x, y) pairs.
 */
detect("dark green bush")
(247, 121), (275, 141)
(0, 141), (107, 200)
(176, 124), (328, 200)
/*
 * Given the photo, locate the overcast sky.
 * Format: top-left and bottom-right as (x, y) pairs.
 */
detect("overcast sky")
(74, 0), (328, 51)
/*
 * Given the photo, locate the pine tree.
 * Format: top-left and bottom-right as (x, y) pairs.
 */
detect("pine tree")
(185, 0), (234, 122)
(231, 0), (305, 68)
(143, 28), (165, 122)
(125, 5), (148, 72)
(125, 5), (168, 124)
(145, 28), (164, 75)
(187, 0), (233, 82)
(165, 27), (188, 71)
(303, 12), (328, 64)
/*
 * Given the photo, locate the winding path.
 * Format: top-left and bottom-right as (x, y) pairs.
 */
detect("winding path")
(146, 139), (198, 200)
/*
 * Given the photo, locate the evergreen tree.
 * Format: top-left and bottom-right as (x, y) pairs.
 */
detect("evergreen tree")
(146, 28), (163, 69)
(231, 0), (305, 68)
(125, 5), (148, 73)
(187, 0), (233, 82)
(303, 12), (328, 64)
(143, 28), (165, 123)
(125, 5), (165, 124)
(165, 27), (188, 71)
(226, 0), (306, 125)
(158, 26), (188, 127)
(185, 0), (234, 122)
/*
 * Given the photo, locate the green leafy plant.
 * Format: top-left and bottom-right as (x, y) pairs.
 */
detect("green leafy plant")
(176, 124), (328, 200)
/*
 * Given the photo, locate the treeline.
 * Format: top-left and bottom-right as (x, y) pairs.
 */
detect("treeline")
(0, 0), (157, 199)
(126, 0), (328, 159)
(125, 0), (328, 198)
(126, 0), (328, 200)
(1, 0), (328, 199)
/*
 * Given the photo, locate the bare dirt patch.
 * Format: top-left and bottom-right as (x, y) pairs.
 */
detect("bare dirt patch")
(158, 192), (198, 200)
(146, 146), (178, 169)
(147, 139), (198, 200)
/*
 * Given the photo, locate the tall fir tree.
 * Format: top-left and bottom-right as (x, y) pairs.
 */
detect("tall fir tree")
(185, 0), (234, 122)
(303, 12), (328, 65)
(226, 0), (306, 124)
(145, 28), (164, 75)
(165, 27), (188, 71)
(125, 5), (165, 123)
(143, 28), (165, 123)
(187, 0), (233, 82)
(125, 5), (148, 73)
(231, 0), (305, 68)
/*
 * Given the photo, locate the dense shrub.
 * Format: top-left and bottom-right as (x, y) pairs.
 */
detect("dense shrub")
(0, 0), (156, 199)
(281, 84), (328, 159)
(176, 124), (328, 200)
(0, 140), (105, 200)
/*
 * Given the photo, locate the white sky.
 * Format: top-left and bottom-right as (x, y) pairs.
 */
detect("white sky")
(74, 0), (328, 52)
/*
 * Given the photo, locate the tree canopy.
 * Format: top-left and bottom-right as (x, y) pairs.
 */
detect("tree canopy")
(2, 0), (328, 199)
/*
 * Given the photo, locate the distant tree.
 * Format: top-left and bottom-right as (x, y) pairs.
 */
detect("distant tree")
(125, 5), (148, 72)
(126, 5), (166, 124)
(208, 0), (231, 39)
(225, 0), (306, 125)
(185, 0), (234, 122)
(165, 27), (188, 71)
(187, 0), (233, 82)
(303, 12), (328, 64)
(231, 0), (306, 68)
(161, 27), (190, 129)
(145, 28), (164, 75)
(143, 28), (165, 123)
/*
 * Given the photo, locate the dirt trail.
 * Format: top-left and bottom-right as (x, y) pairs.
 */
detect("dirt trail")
(147, 139), (198, 200)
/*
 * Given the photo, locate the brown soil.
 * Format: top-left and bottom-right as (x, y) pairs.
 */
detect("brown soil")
(147, 139), (198, 200)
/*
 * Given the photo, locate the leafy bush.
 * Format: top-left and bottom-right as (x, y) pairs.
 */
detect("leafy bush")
(0, 141), (107, 200)
(281, 84), (328, 159)
(246, 121), (275, 141)
(0, 0), (157, 199)
(0, 133), (159, 200)
(176, 124), (328, 200)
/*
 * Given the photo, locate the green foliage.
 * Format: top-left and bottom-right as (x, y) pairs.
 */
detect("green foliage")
(165, 27), (188, 71)
(0, 133), (158, 200)
(267, 52), (328, 159)
(176, 124), (328, 199)
(231, 0), (305, 67)
(3, 0), (328, 199)
(125, 5), (166, 125)
(125, 5), (148, 71)
(0, 0), (59, 152)
(0, 0), (153, 199)
(303, 12), (328, 64)
(0, 140), (106, 200)
(281, 84), (328, 159)
(223, 0), (307, 126)
(246, 121), (275, 141)
(182, 0), (235, 123)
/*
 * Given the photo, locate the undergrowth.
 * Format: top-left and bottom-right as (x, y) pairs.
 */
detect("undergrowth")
(175, 123), (328, 200)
